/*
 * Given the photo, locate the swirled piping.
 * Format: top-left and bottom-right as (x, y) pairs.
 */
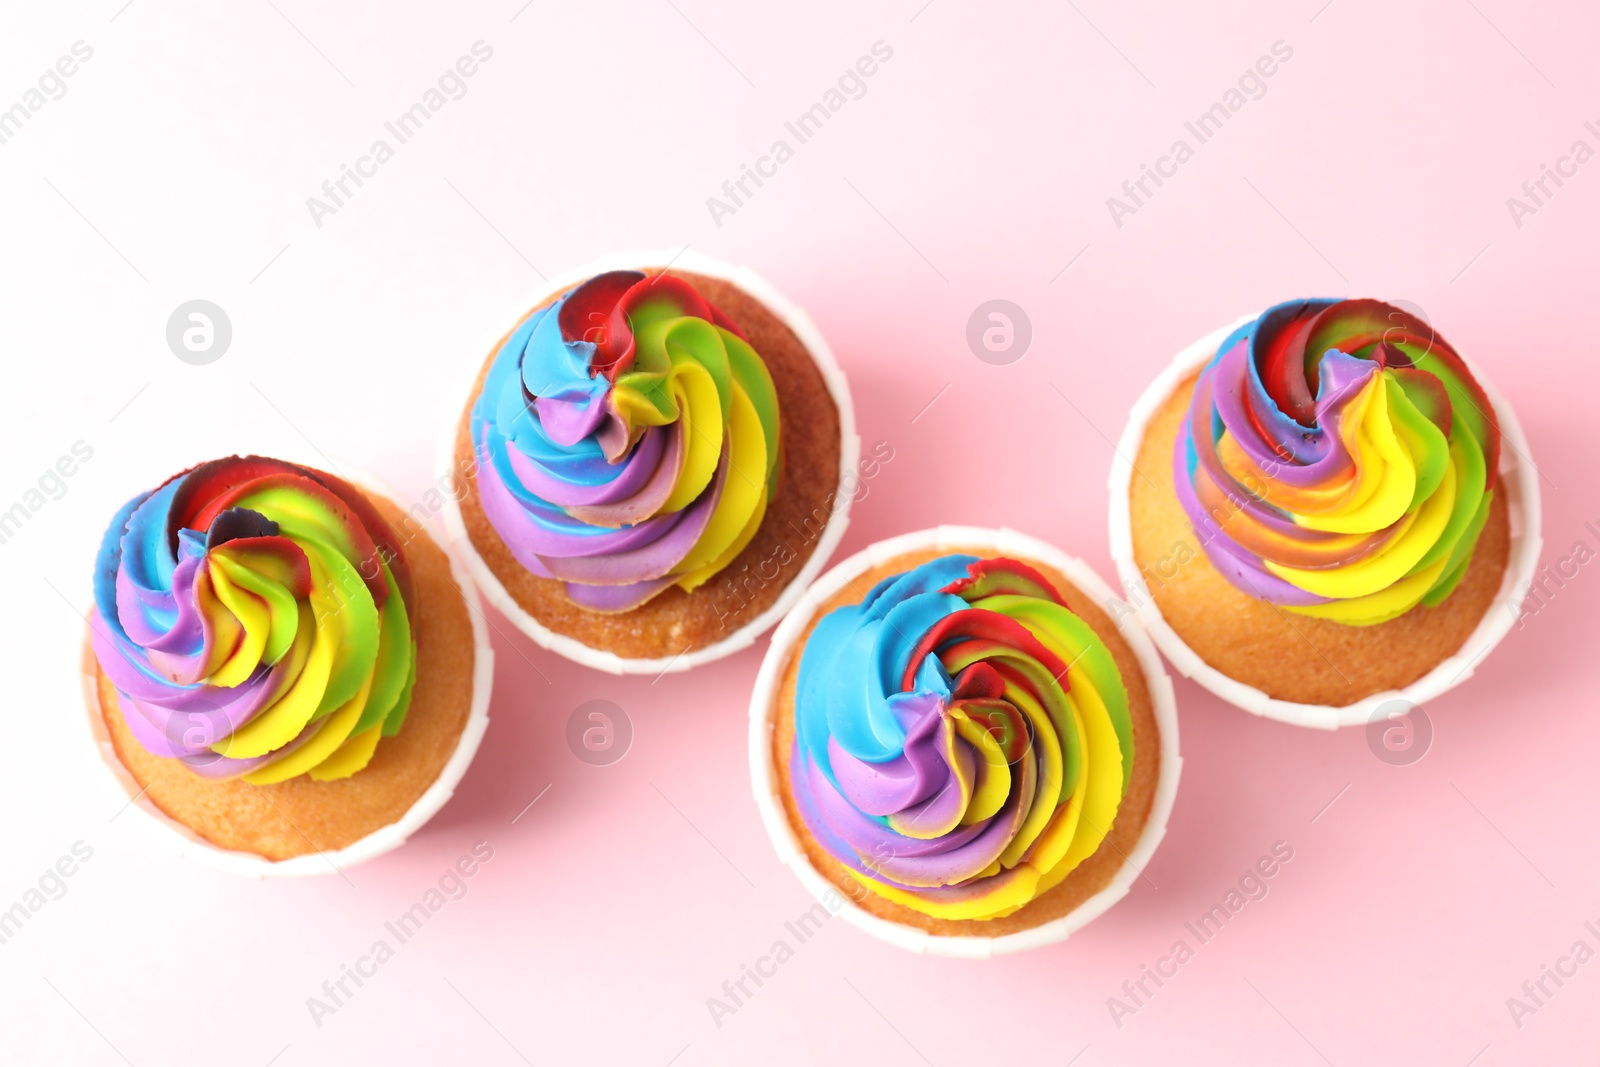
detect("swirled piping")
(790, 555), (1134, 921)
(1174, 299), (1502, 625)
(90, 456), (417, 783)
(471, 270), (781, 612)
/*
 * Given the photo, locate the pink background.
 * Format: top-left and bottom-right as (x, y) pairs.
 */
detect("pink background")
(3, 1), (1598, 1063)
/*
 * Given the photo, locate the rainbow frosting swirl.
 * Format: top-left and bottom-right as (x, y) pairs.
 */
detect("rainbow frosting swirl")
(1175, 299), (1502, 625)
(91, 457), (417, 784)
(790, 555), (1134, 921)
(471, 270), (781, 612)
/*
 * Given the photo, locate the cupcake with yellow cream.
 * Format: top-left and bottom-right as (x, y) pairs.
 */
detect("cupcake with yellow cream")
(85, 455), (489, 867)
(751, 528), (1178, 955)
(443, 254), (857, 674)
(1113, 299), (1539, 724)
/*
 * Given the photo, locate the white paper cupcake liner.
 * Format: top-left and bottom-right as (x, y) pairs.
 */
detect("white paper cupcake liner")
(437, 249), (861, 676)
(748, 526), (1182, 958)
(1107, 316), (1544, 730)
(79, 467), (494, 878)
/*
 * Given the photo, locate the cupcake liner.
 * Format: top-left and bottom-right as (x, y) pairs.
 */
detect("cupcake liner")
(79, 467), (494, 878)
(748, 525), (1182, 958)
(437, 249), (860, 676)
(1107, 317), (1544, 730)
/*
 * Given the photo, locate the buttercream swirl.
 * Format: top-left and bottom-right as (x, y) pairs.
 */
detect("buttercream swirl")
(90, 456), (417, 784)
(1175, 299), (1502, 625)
(471, 270), (781, 612)
(790, 555), (1134, 921)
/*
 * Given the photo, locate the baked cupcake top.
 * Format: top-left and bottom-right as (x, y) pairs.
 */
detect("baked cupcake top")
(790, 554), (1134, 921)
(471, 270), (781, 613)
(1175, 299), (1502, 625)
(91, 457), (417, 784)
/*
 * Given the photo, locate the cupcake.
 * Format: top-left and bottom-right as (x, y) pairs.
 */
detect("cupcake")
(83, 456), (491, 871)
(441, 252), (858, 674)
(1111, 299), (1541, 726)
(750, 527), (1179, 956)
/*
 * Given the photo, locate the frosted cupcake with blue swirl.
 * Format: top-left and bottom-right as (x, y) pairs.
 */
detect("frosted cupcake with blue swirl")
(755, 530), (1176, 950)
(446, 257), (857, 670)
